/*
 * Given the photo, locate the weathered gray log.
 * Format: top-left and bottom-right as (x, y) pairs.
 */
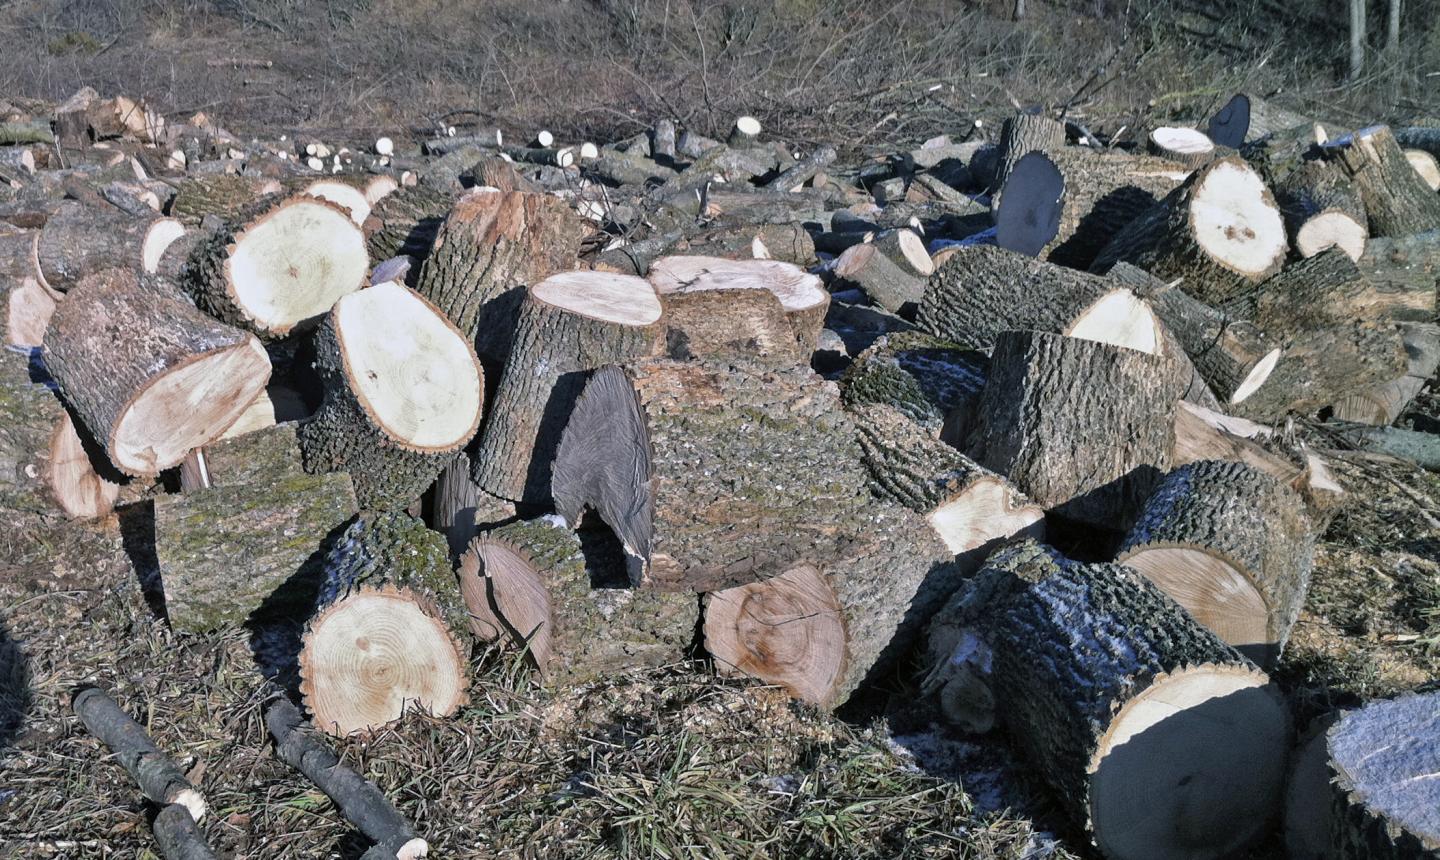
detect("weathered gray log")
(1274, 160), (1369, 261)
(657, 286), (805, 366)
(1327, 691), (1440, 859)
(36, 201), (185, 291)
(167, 175), (283, 225)
(1353, 230), (1440, 322)
(178, 421), (306, 491)
(361, 183), (453, 263)
(1321, 125), (1440, 237)
(72, 687), (208, 822)
(1231, 322), (1408, 422)
(646, 255), (828, 353)
(765, 145), (837, 191)
(1331, 322), (1440, 424)
(990, 110), (1065, 194)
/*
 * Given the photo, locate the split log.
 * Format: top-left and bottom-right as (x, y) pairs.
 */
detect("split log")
(1, 274), (58, 348)
(1274, 160), (1369, 261)
(917, 244), (1163, 355)
(1327, 691), (1440, 858)
(927, 539), (1289, 860)
(1320, 126), (1440, 237)
(1146, 126), (1220, 168)
(265, 696), (428, 859)
(72, 687), (207, 820)
(0, 350), (118, 517)
(152, 802), (218, 860)
(990, 110), (1065, 194)
(415, 187), (588, 363)
(647, 255), (828, 352)
(1331, 322), (1440, 424)
(1116, 460), (1315, 667)
(156, 471), (357, 632)
(657, 286), (805, 366)
(167, 175), (283, 225)
(1090, 156), (1288, 304)
(1207, 93), (1312, 147)
(35, 201), (185, 291)
(832, 242), (926, 314)
(838, 331), (988, 439)
(472, 271), (660, 504)
(43, 269), (271, 476)
(180, 195), (368, 340)
(1354, 230), (1440, 322)
(362, 183), (453, 262)
(178, 421), (305, 491)
(965, 330), (1180, 529)
(298, 282), (483, 511)
(299, 512), (468, 737)
(457, 518), (697, 684)
(1231, 322), (1408, 422)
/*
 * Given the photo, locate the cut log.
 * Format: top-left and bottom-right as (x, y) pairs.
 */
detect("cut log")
(1223, 246), (1383, 335)
(1207, 93), (1311, 147)
(990, 110), (1065, 194)
(72, 687), (207, 820)
(1320, 126), (1440, 237)
(764, 145), (837, 191)
(265, 696), (428, 859)
(657, 286), (805, 366)
(931, 539), (1289, 860)
(472, 272), (659, 504)
(1354, 230), (1440, 322)
(646, 255), (828, 353)
(1330, 322), (1440, 424)
(0, 350), (119, 518)
(180, 195), (368, 340)
(457, 518), (697, 683)
(152, 802), (218, 860)
(500, 145), (574, 168)
(362, 183), (454, 262)
(299, 512), (468, 737)
(917, 244), (1162, 355)
(296, 178), (371, 225)
(1147, 126), (1219, 168)
(1274, 160), (1369, 261)
(993, 150), (1063, 257)
(35, 201), (185, 291)
(178, 421), (306, 491)
(0, 147), (35, 179)
(1116, 459), (1315, 667)
(838, 331), (988, 438)
(156, 471), (358, 632)
(726, 116), (762, 147)
(1231, 322), (1408, 422)
(663, 222), (816, 266)
(415, 187), (587, 363)
(43, 269), (271, 476)
(168, 175), (283, 225)
(1404, 149), (1440, 191)
(298, 281), (483, 511)
(965, 330), (1180, 529)
(1327, 691), (1440, 858)
(833, 242), (926, 314)
(1090, 156), (1287, 304)
(2, 274), (58, 348)
(1238, 122), (1329, 185)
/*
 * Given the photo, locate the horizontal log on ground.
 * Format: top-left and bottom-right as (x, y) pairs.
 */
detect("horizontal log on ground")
(1330, 322), (1440, 424)
(1274, 160), (1368, 261)
(1353, 230), (1440, 322)
(72, 687), (207, 820)
(36, 201), (185, 291)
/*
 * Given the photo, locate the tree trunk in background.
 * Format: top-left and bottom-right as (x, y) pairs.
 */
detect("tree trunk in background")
(1386, 0), (1401, 54)
(1350, 0), (1366, 79)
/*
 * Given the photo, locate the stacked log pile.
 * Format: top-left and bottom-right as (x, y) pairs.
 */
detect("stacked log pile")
(4, 88), (1438, 860)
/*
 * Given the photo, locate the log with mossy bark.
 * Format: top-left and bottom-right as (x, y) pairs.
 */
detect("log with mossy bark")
(299, 512), (469, 738)
(179, 421), (306, 492)
(43, 269), (271, 477)
(965, 330), (1181, 529)
(415, 187), (588, 363)
(1321, 126), (1440, 237)
(1274, 160), (1368, 262)
(646, 255), (828, 353)
(457, 518), (697, 684)
(167, 175), (284, 225)
(1116, 459), (1315, 668)
(838, 331), (988, 440)
(34, 201), (185, 291)
(72, 687), (208, 823)
(1090, 156), (1287, 304)
(298, 281), (483, 511)
(361, 183), (454, 262)
(925, 539), (1290, 860)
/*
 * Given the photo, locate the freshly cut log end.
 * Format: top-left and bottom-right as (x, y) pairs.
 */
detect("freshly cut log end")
(993, 150), (1062, 257)
(182, 195), (368, 339)
(647, 255), (828, 351)
(1407, 149), (1440, 191)
(1327, 691), (1440, 859)
(35, 202), (186, 291)
(1188, 160), (1289, 280)
(4, 275), (58, 349)
(1276, 160), (1369, 262)
(1117, 460), (1315, 667)
(1295, 211), (1368, 262)
(299, 179), (371, 225)
(43, 269), (272, 476)
(1147, 126), (1217, 168)
(832, 243), (925, 314)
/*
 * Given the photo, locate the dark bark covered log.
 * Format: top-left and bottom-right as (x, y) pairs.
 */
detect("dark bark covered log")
(362, 183), (453, 262)
(299, 512), (468, 737)
(1395, 125), (1440, 160)
(1231, 321), (1408, 422)
(457, 518), (697, 684)
(72, 686), (208, 821)
(168, 175), (283, 225)
(1275, 160), (1369, 261)
(838, 331), (988, 439)
(298, 282), (483, 511)
(663, 222), (816, 266)
(1117, 459), (1315, 667)
(991, 111), (1065, 194)
(152, 802), (218, 860)
(927, 539), (1289, 860)
(1090, 156), (1288, 304)
(1331, 322), (1440, 424)
(180, 195), (368, 340)
(647, 255), (828, 353)
(833, 242), (926, 314)
(965, 330), (1180, 529)
(1321, 125), (1440, 237)
(473, 271), (661, 504)
(764, 145), (837, 190)
(1223, 246), (1383, 335)
(585, 152), (673, 188)
(1354, 230), (1440, 322)
(43, 269), (271, 476)
(658, 287), (805, 366)
(1207, 93), (1311, 147)
(590, 230), (685, 277)
(156, 471), (358, 632)
(36, 201), (185, 291)
(0, 349), (118, 517)
(918, 244), (1163, 355)
(1327, 691), (1440, 859)
(265, 696), (428, 859)
(416, 187), (587, 363)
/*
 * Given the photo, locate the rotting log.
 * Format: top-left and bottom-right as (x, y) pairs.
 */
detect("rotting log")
(72, 686), (208, 822)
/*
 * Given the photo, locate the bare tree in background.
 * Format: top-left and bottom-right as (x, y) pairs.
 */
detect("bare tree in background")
(1386, 0), (1401, 52)
(1014, 0), (1026, 20)
(1350, 0), (1367, 78)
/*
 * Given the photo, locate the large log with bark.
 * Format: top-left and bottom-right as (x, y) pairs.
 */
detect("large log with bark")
(179, 195), (368, 340)
(298, 281), (483, 510)
(1320, 126), (1440, 237)
(299, 512), (469, 737)
(1116, 460), (1315, 667)
(647, 255), (828, 353)
(362, 183), (453, 262)
(990, 110), (1065, 194)
(1222, 246), (1389, 333)
(655, 286), (806, 367)
(1327, 691), (1440, 859)
(167, 175), (283, 225)
(1231, 321), (1408, 422)
(35, 201), (185, 291)
(457, 518), (697, 684)
(1331, 322), (1440, 424)
(1147, 126), (1222, 168)
(1353, 230), (1440, 322)
(415, 187), (588, 363)
(964, 330), (1180, 529)
(1090, 156), (1287, 304)
(473, 271), (661, 504)
(179, 420), (306, 491)
(43, 269), (271, 476)
(1274, 160), (1369, 262)
(838, 331), (988, 440)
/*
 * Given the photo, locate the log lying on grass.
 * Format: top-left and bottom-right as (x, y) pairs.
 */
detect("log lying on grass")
(473, 271), (661, 504)
(298, 281), (483, 510)
(416, 187), (588, 363)
(1090, 156), (1287, 303)
(1274, 160), (1369, 261)
(180, 195), (368, 340)
(299, 512), (468, 737)
(457, 518), (698, 684)
(36, 201), (185, 291)
(1326, 690), (1440, 858)
(647, 255), (829, 353)
(43, 269), (271, 476)
(265, 696), (428, 859)
(152, 801), (218, 859)
(72, 686), (208, 822)
(1321, 125), (1440, 237)
(1116, 460), (1315, 667)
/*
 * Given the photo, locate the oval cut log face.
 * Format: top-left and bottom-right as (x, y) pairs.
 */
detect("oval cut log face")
(335, 281), (482, 450)
(647, 256), (827, 314)
(1190, 162), (1287, 277)
(532, 270), (663, 325)
(227, 198), (368, 332)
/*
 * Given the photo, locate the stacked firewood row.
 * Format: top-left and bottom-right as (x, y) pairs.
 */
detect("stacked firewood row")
(3, 86), (1438, 860)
